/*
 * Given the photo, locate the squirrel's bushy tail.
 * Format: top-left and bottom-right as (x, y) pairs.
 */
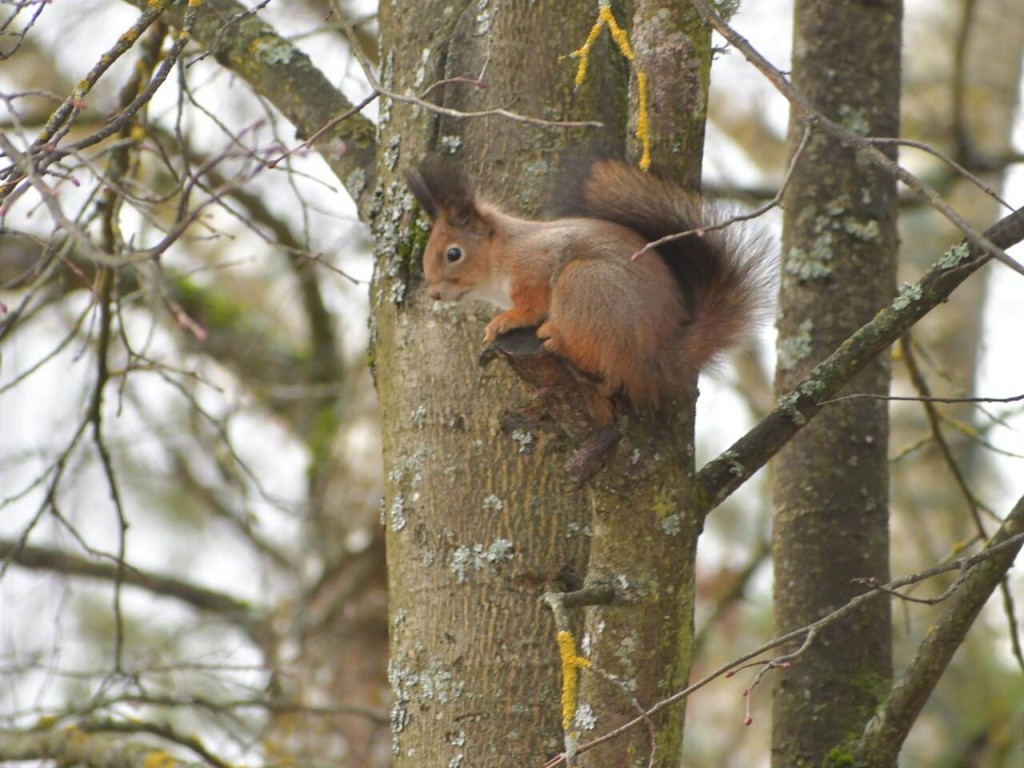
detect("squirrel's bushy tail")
(576, 160), (775, 372)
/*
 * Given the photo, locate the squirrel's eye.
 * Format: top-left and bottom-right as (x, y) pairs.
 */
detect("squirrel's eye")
(445, 246), (463, 263)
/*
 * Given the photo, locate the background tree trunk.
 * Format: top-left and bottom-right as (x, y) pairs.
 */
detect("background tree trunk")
(772, 1), (902, 765)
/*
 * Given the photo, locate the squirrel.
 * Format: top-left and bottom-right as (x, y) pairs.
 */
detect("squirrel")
(404, 158), (774, 426)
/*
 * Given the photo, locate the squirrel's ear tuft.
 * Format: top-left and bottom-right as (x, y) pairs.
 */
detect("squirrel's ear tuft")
(410, 157), (477, 227)
(403, 167), (439, 222)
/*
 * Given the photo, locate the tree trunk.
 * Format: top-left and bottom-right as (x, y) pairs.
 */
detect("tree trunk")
(375, 2), (619, 765)
(771, 1), (902, 765)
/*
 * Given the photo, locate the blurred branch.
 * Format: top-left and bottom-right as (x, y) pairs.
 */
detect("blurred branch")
(692, 536), (770, 657)
(164, 448), (295, 572)
(89, 263), (131, 671)
(998, 569), (1024, 671)
(78, 720), (233, 768)
(2, 139), (351, 438)
(0, 118), (349, 421)
(158, 122), (346, 386)
(948, 0), (1024, 172)
(0, 693), (388, 767)
(88, 20), (172, 672)
(0, 538), (268, 639)
(0, 726), (203, 768)
(899, 335), (995, 529)
(24, 0), (173, 150)
(950, 0), (977, 164)
(81, 691), (388, 725)
(0, 0), (48, 60)
(0, 0), (188, 209)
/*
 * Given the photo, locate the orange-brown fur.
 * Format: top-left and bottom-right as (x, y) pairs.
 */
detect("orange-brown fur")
(404, 158), (773, 425)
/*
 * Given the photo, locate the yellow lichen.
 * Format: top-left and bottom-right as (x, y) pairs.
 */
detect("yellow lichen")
(600, 4), (634, 60)
(556, 630), (591, 732)
(635, 70), (651, 171)
(143, 751), (177, 768)
(32, 715), (59, 730)
(564, 3), (651, 171)
(566, 16), (605, 86)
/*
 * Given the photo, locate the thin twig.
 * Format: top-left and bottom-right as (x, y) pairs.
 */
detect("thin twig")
(333, 3), (603, 131)
(822, 392), (1024, 406)
(899, 335), (994, 528)
(869, 136), (1012, 210)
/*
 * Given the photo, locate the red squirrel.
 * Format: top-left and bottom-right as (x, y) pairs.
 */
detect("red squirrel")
(404, 158), (773, 426)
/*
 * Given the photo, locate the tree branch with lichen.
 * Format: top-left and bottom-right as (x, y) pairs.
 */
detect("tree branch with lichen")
(696, 205), (1024, 518)
(0, 726), (195, 768)
(851, 494), (1024, 767)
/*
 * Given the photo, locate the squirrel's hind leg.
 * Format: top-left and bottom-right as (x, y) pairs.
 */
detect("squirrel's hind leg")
(538, 320), (616, 427)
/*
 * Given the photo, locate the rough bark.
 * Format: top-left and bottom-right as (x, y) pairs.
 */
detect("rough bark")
(375, 2), (618, 765)
(771, 1), (902, 766)
(374, 2), (717, 765)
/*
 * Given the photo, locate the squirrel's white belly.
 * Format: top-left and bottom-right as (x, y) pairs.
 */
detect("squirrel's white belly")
(465, 274), (513, 309)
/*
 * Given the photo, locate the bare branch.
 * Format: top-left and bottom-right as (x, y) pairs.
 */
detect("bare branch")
(22, 0), (171, 152)
(78, 720), (234, 768)
(0, 537), (268, 636)
(869, 136), (1013, 210)
(822, 392), (1024, 406)
(851, 495), (1024, 766)
(117, 0), (378, 212)
(899, 336), (996, 528)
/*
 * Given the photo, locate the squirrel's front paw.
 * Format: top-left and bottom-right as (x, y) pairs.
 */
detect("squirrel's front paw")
(484, 311), (545, 344)
(483, 318), (505, 344)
